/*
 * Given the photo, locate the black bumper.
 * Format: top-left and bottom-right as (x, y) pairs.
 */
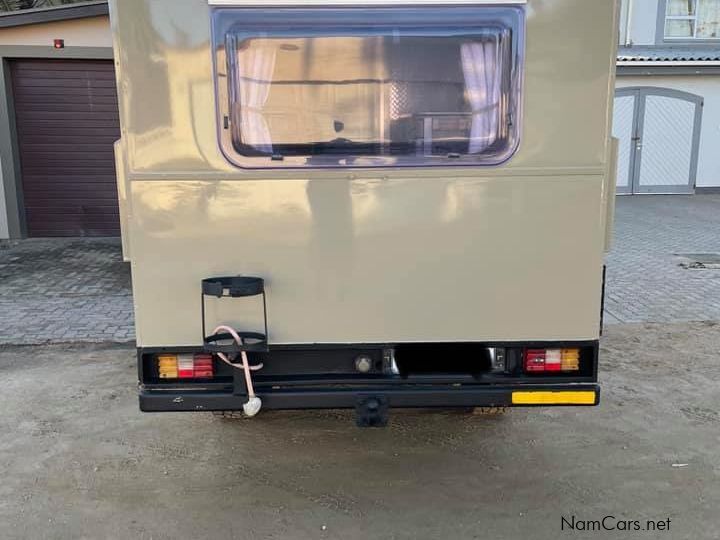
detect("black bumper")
(139, 383), (600, 412)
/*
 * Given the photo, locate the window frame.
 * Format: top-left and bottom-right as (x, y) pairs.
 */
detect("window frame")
(211, 6), (526, 170)
(659, 0), (720, 42)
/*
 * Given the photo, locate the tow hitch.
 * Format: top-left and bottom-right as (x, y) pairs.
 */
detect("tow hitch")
(356, 396), (389, 427)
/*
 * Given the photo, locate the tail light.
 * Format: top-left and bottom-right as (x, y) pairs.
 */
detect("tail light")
(193, 354), (214, 378)
(524, 348), (581, 374)
(178, 354), (194, 378)
(158, 353), (215, 379)
(561, 349), (580, 371)
(158, 354), (178, 379)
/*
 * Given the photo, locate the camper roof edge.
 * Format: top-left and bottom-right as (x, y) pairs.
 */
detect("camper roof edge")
(208, 0), (527, 5)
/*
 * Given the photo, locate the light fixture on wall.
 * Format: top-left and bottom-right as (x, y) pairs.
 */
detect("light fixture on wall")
(53, 39), (65, 50)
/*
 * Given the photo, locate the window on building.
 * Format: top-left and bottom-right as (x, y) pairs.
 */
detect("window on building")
(212, 7), (524, 169)
(665, 0), (720, 39)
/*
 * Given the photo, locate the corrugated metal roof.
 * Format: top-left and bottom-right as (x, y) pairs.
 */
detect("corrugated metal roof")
(618, 46), (720, 63)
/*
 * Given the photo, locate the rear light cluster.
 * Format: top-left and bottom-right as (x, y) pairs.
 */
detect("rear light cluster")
(158, 354), (214, 379)
(524, 348), (580, 373)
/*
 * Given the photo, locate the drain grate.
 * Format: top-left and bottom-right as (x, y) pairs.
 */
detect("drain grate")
(676, 253), (720, 270)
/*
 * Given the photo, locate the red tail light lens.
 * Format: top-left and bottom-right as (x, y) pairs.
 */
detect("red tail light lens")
(525, 349), (547, 372)
(193, 354), (214, 378)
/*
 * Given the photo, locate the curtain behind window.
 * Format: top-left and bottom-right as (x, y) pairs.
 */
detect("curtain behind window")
(461, 41), (501, 154)
(666, 0), (720, 38)
(232, 45), (277, 154)
(698, 0), (720, 37)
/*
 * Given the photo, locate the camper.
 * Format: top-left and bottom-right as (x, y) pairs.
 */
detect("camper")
(110, 0), (619, 425)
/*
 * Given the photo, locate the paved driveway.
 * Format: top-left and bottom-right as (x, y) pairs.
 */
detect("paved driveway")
(0, 239), (133, 344)
(605, 195), (720, 324)
(1, 195), (720, 344)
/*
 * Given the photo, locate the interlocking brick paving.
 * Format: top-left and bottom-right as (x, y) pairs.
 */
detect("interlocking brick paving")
(0, 238), (133, 344)
(605, 195), (720, 324)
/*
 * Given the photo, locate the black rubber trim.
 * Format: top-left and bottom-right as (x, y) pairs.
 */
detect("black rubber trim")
(203, 331), (268, 353)
(201, 276), (264, 298)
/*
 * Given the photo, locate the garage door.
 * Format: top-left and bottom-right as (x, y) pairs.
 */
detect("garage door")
(11, 59), (121, 237)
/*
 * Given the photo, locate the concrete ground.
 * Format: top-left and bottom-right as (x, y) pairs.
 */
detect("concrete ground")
(2, 195), (720, 344)
(1, 322), (719, 540)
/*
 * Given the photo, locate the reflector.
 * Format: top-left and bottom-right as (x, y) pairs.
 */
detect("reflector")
(512, 391), (596, 405)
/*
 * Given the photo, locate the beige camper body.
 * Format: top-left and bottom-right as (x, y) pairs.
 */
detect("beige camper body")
(110, 0), (619, 418)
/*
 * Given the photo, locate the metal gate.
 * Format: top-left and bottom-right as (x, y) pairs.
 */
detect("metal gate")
(613, 87), (703, 194)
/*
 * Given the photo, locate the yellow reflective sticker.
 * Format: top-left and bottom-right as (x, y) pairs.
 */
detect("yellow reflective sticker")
(512, 391), (596, 405)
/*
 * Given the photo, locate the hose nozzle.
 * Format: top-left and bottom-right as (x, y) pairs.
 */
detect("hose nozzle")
(243, 396), (262, 417)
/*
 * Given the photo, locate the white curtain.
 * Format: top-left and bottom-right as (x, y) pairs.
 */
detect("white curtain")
(461, 41), (501, 154)
(698, 0), (720, 38)
(234, 45), (277, 153)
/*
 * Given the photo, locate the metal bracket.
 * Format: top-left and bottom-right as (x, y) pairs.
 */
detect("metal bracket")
(200, 276), (269, 353)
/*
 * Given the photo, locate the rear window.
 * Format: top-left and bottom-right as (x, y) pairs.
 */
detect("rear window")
(212, 7), (525, 169)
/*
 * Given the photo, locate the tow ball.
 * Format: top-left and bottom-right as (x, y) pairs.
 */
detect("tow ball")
(356, 396), (389, 428)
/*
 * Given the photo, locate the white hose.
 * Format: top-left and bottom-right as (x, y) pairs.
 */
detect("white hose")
(212, 325), (264, 417)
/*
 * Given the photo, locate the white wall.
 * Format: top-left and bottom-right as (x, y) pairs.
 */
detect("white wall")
(620, 0), (660, 45)
(617, 74), (720, 188)
(0, 16), (111, 47)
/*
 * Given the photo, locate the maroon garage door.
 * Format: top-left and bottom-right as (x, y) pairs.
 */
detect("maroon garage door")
(11, 59), (121, 237)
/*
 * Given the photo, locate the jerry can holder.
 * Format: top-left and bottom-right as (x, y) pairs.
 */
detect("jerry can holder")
(200, 276), (269, 354)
